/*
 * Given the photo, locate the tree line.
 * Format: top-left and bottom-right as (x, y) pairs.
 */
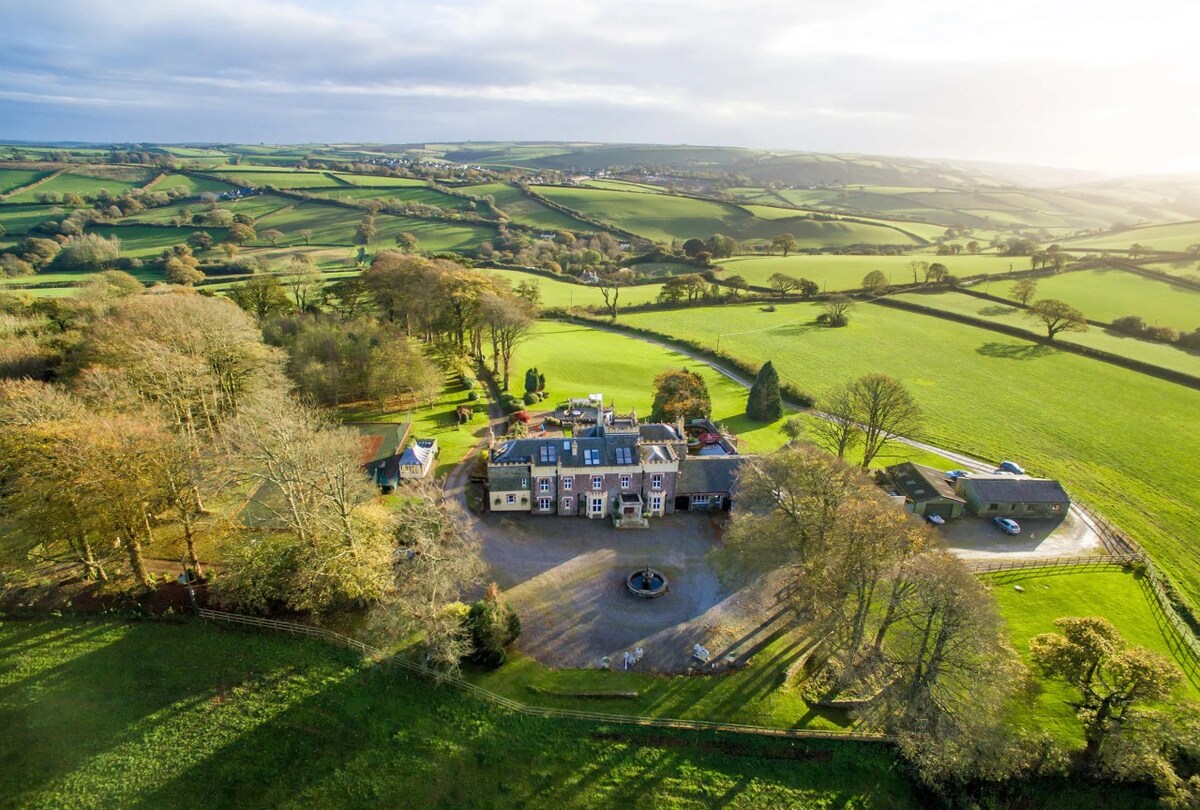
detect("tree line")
(0, 283), (496, 671)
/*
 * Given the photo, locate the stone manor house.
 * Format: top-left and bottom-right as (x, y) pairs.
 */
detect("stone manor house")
(486, 405), (746, 527)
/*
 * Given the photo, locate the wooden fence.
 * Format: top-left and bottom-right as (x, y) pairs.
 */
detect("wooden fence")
(194, 607), (887, 743)
(964, 519), (1200, 679)
(964, 554), (1139, 575)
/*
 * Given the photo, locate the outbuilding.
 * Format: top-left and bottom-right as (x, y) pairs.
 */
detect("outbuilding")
(886, 462), (966, 520)
(955, 475), (1070, 518)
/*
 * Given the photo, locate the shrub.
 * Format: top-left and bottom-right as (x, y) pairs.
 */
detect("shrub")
(464, 585), (521, 668)
(522, 391), (538, 406)
(512, 410), (531, 423)
(467, 390), (480, 402)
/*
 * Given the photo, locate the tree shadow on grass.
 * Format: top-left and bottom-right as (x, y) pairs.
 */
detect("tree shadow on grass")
(765, 321), (822, 337)
(0, 620), (308, 804)
(979, 304), (1020, 317)
(976, 341), (1056, 360)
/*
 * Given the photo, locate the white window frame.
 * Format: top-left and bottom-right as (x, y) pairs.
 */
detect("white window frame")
(561, 496), (572, 512)
(651, 495), (662, 512)
(692, 494), (711, 506)
(520, 477), (528, 488)
(538, 497), (551, 511)
(590, 497), (604, 515)
(620, 475), (631, 489)
(506, 494), (516, 504)
(562, 476), (573, 491)
(539, 479), (550, 493)
(651, 474), (662, 490)
(592, 475), (603, 490)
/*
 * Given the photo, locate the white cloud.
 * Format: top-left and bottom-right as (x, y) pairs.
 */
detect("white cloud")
(0, 0), (1197, 173)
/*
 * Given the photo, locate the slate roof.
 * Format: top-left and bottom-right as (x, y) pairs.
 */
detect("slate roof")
(887, 462), (964, 504)
(960, 476), (1070, 505)
(641, 444), (675, 463)
(489, 465), (529, 491)
(491, 431), (643, 468)
(678, 456), (745, 495)
(639, 423), (681, 443)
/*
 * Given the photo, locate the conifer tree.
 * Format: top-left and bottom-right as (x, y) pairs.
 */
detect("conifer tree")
(746, 361), (783, 421)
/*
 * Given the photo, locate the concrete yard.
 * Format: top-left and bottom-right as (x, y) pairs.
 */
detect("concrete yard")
(936, 508), (1101, 559)
(473, 511), (791, 674)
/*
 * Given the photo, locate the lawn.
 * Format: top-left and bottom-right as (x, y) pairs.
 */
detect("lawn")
(0, 618), (921, 809)
(715, 254), (1018, 292)
(617, 301), (1200, 608)
(513, 321), (792, 455)
(535, 186), (925, 246)
(892, 289), (1200, 378)
(337, 378), (490, 479)
(988, 568), (1200, 745)
(1025, 268), (1200, 330)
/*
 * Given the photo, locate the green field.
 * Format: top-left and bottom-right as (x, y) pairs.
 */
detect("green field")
(461, 182), (595, 230)
(478, 269), (665, 310)
(0, 203), (65, 236)
(85, 224), (227, 258)
(1143, 259), (1200, 282)
(1065, 221), (1200, 253)
(617, 301), (1200, 607)
(738, 203), (948, 241)
(331, 174), (428, 187)
(0, 168), (53, 195)
(772, 185), (1188, 235)
(248, 202), (497, 252)
(1011, 268), (1200, 330)
(989, 568), (1200, 744)
(581, 179), (666, 193)
(210, 169), (345, 189)
(535, 186), (926, 245)
(0, 618), (920, 809)
(713, 254), (1016, 291)
(5, 168), (155, 202)
(307, 185), (474, 210)
(893, 289), (1200, 378)
(148, 173), (236, 196)
(121, 193), (297, 226)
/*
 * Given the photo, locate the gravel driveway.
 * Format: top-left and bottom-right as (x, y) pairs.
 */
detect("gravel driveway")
(474, 511), (791, 673)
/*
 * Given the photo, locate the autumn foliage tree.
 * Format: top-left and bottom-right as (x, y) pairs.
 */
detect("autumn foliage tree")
(650, 368), (711, 422)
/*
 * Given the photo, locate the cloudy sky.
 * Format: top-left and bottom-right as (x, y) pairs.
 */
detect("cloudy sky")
(1, 0), (1197, 174)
